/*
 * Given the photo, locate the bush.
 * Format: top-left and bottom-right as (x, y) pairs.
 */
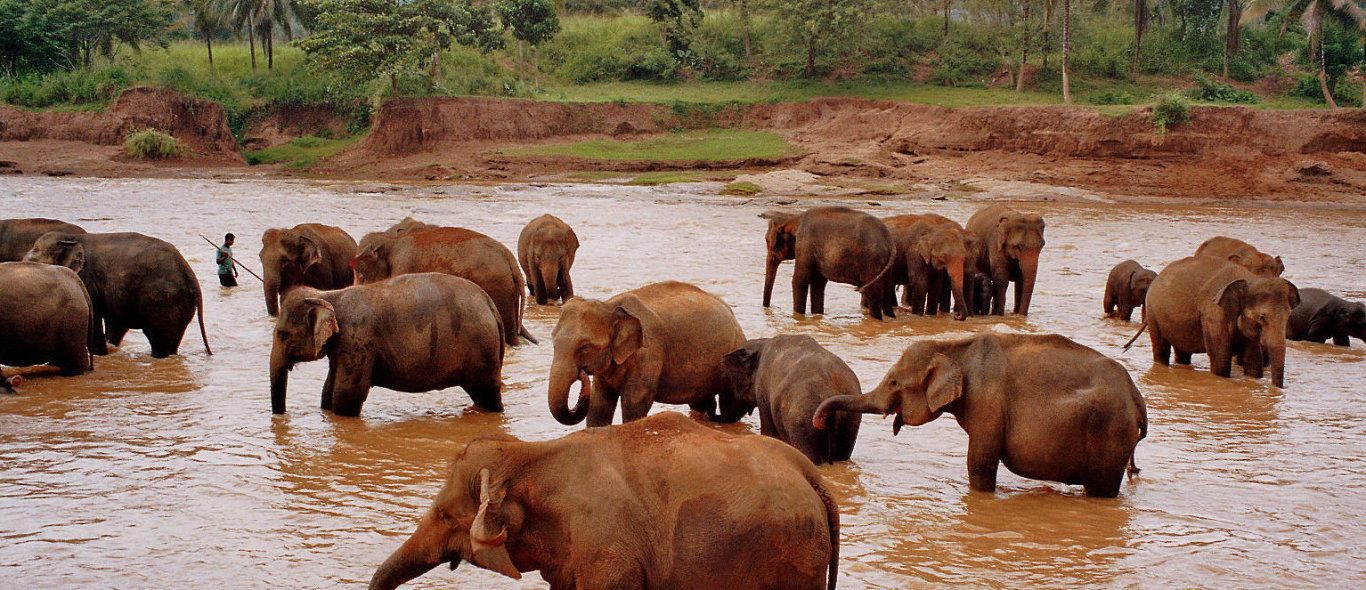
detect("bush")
(124, 128), (187, 159)
(930, 39), (999, 88)
(1186, 76), (1257, 103)
(1089, 89), (1135, 105)
(1151, 93), (1189, 133)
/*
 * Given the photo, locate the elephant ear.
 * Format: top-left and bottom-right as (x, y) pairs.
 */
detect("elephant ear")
(1282, 279), (1300, 310)
(721, 341), (764, 399)
(56, 240), (85, 273)
(1271, 256), (1285, 277)
(298, 236), (322, 270)
(610, 304), (646, 366)
(469, 468), (521, 579)
(923, 353), (964, 412)
(305, 298), (338, 358)
(1212, 279), (1250, 318)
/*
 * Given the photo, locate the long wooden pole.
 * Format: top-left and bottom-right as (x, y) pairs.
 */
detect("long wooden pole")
(199, 234), (265, 282)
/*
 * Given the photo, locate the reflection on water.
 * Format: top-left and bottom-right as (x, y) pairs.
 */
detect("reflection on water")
(2, 177), (1366, 588)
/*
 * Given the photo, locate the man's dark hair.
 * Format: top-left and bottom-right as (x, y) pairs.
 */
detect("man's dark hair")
(225, 233), (235, 241)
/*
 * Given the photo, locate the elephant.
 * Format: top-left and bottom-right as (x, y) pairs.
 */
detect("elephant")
(25, 232), (210, 358)
(269, 273), (505, 417)
(1194, 236), (1284, 278)
(813, 333), (1147, 498)
(0, 261), (95, 375)
(1288, 288), (1366, 347)
(517, 214), (579, 305)
(965, 204), (1045, 316)
(376, 216), (439, 238)
(0, 374), (17, 394)
(1104, 260), (1157, 322)
(352, 226), (536, 346)
(971, 273), (994, 316)
(761, 206), (897, 320)
(721, 335), (862, 465)
(547, 280), (747, 427)
(886, 213), (974, 320)
(1139, 255), (1300, 387)
(0, 218), (85, 261)
(259, 223), (358, 316)
(369, 411), (840, 590)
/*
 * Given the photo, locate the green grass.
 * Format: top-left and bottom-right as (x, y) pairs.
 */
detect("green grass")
(569, 170), (627, 180)
(124, 128), (186, 159)
(721, 181), (763, 195)
(627, 172), (707, 185)
(244, 135), (361, 169)
(500, 129), (803, 162)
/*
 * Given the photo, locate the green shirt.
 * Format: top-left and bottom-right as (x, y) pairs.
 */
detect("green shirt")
(217, 245), (233, 275)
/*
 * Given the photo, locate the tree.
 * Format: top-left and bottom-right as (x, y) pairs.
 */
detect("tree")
(21, 0), (173, 68)
(1017, 0), (1032, 92)
(180, 0), (226, 74)
(1062, 0), (1072, 103)
(253, 0), (305, 70)
(498, 0), (561, 88)
(1243, 0), (1366, 107)
(1132, 0), (1149, 81)
(295, 0), (502, 94)
(644, 0), (702, 57)
(0, 0), (66, 73)
(764, 0), (872, 76)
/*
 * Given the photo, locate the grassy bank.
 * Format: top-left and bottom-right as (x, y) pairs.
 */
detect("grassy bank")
(500, 129), (803, 161)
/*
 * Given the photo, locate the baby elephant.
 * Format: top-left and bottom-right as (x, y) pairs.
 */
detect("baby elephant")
(1288, 288), (1366, 347)
(722, 335), (862, 465)
(814, 333), (1147, 497)
(971, 273), (994, 316)
(269, 273), (505, 417)
(517, 214), (579, 305)
(1103, 260), (1157, 322)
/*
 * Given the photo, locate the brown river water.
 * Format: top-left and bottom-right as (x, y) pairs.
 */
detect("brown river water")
(2, 177), (1366, 589)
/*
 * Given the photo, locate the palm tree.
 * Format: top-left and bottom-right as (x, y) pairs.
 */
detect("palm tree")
(1132, 0), (1149, 81)
(1243, 0), (1366, 107)
(1062, 0), (1072, 103)
(223, 0), (258, 70)
(181, 0), (227, 74)
(252, 0), (304, 70)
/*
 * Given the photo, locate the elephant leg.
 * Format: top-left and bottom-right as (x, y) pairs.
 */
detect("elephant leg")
(464, 379), (504, 413)
(990, 271), (1009, 316)
(1150, 323), (1171, 366)
(1240, 339), (1265, 379)
(809, 274), (828, 315)
(107, 323), (129, 346)
(531, 266), (548, 306)
(1334, 334), (1350, 346)
(1103, 290), (1115, 316)
(1013, 276), (1025, 314)
(1205, 333), (1233, 379)
(558, 263), (574, 302)
(146, 324), (186, 359)
(1174, 350), (1192, 365)
(1118, 304), (1135, 323)
(586, 380), (620, 427)
(831, 417), (860, 462)
(792, 264), (811, 315)
(966, 437), (1002, 493)
(908, 273), (928, 315)
(619, 393), (654, 423)
(320, 361), (338, 411)
(328, 356), (374, 417)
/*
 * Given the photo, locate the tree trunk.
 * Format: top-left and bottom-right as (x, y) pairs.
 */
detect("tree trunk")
(1017, 0), (1031, 93)
(943, 0), (951, 38)
(1320, 30), (1338, 108)
(206, 34), (215, 75)
(391, 72), (399, 95)
(1131, 0), (1146, 82)
(1042, 0), (1052, 69)
(806, 36), (816, 76)
(534, 45), (540, 90)
(266, 28), (274, 70)
(741, 0), (752, 58)
(1061, 0), (1071, 104)
(518, 40), (525, 85)
(1222, 0), (1240, 81)
(248, 14), (257, 71)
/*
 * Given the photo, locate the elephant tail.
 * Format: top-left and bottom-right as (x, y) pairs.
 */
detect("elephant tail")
(196, 285), (212, 355)
(1128, 400), (1147, 478)
(519, 324), (539, 345)
(812, 474), (840, 590)
(513, 262), (538, 345)
(855, 242), (897, 295)
(1121, 320), (1148, 351)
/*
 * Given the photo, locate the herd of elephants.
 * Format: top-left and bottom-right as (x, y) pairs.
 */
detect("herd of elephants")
(1, 201), (1365, 590)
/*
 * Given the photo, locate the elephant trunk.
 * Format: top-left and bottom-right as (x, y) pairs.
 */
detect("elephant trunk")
(270, 343), (291, 414)
(263, 271), (281, 316)
(1016, 249), (1041, 316)
(947, 257), (968, 321)
(369, 512), (453, 590)
(538, 259), (559, 303)
(813, 387), (895, 430)
(1264, 324), (1288, 388)
(547, 358), (590, 425)
(762, 255), (780, 308)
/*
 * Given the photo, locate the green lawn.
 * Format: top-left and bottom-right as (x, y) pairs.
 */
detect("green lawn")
(499, 129), (804, 161)
(244, 135), (361, 169)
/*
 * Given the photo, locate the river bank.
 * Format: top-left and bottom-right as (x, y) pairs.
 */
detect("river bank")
(4, 89), (1366, 207)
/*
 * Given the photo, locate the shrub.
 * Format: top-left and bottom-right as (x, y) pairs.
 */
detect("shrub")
(124, 128), (187, 159)
(1151, 93), (1189, 133)
(1186, 76), (1257, 104)
(930, 40), (998, 88)
(1089, 89), (1135, 105)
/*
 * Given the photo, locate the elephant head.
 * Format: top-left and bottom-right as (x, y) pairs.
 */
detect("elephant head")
(1205, 276), (1300, 387)
(759, 211), (799, 308)
(269, 293), (338, 414)
(350, 243), (392, 285)
(915, 224), (972, 320)
(1130, 268), (1157, 304)
(994, 212), (1046, 315)
(1227, 253), (1285, 278)
(385, 217), (437, 238)
(370, 443), (524, 590)
(1339, 301), (1366, 342)
(546, 297), (650, 425)
(1, 374), (19, 394)
(260, 229), (324, 316)
(22, 234), (85, 273)
(718, 339), (769, 419)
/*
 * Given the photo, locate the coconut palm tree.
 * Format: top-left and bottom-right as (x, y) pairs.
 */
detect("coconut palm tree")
(1243, 0), (1366, 107)
(252, 0), (304, 70)
(1062, 0), (1072, 103)
(181, 0), (227, 74)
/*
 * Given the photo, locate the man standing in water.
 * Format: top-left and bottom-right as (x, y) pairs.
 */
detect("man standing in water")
(216, 233), (238, 287)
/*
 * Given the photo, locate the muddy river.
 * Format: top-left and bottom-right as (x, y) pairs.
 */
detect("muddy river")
(2, 177), (1365, 588)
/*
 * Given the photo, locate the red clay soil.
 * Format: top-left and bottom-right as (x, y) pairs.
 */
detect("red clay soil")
(0, 87), (243, 175)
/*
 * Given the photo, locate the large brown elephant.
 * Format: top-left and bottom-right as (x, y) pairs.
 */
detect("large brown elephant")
(269, 273), (505, 417)
(0, 218), (85, 261)
(762, 206), (897, 320)
(1140, 255), (1300, 387)
(517, 214), (578, 305)
(886, 213), (974, 320)
(722, 335), (862, 465)
(814, 333), (1147, 497)
(548, 281), (746, 427)
(352, 226), (535, 346)
(25, 232), (210, 358)
(369, 412), (839, 590)
(1194, 236), (1284, 277)
(0, 261), (95, 375)
(966, 204), (1045, 316)
(259, 223), (358, 316)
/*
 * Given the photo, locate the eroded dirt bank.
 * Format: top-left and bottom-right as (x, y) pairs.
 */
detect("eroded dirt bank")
(4, 91), (1366, 204)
